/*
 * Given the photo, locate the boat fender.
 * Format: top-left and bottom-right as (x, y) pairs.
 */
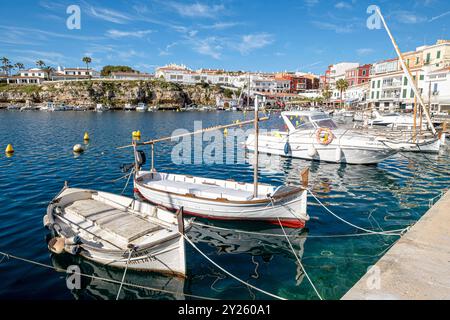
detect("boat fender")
(307, 145), (317, 157)
(284, 142), (291, 155)
(335, 146), (342, 162)
(73, 144), (84, 153)
(135, 150), (147, 167)
(65, 236), (82, 246)
(48, 237), (65, 254)
(65, 244), (81, 255)
(43, 215), (52, 229)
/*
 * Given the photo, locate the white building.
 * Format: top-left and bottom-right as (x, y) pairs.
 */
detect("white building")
(6, 68), (46, 84)
(425, 67), (450, 114)
(343, 83), (369, 107)
(52, 67), (100, 80)
(110, 72), (154, 80)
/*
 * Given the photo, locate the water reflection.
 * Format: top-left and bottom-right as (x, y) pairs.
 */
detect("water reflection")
(51, 254), (186, 300)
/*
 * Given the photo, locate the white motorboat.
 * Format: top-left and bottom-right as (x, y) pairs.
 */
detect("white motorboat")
(7, 105), (21, 110)
(96, 104), (110, 112)
(49, 103), (68, 111)
(369, 111), (429, 130)
(44, 186), (191, 277)
(245, 111), (397, 165)
(124, 103), (136, 111)
(369, 129), (444, 153)
(136, 103), (147, 112)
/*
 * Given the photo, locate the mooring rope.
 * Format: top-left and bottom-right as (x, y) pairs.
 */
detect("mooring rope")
(181, 234), (287, 300)
(277, 218), (323, 300)
(307, 189), (408, 236)
(0, 250), (216, 300)
(121, 169), (135, 195)
(116, 249), (133, 300)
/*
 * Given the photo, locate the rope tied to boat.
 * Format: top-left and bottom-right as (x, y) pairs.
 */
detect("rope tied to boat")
(116, 245), (135, 300)
(0, 250), (216, 300)
(277, 218), (323, 300)
(307, 189), (408, 236)
(121, 168), (135, 195)
(181, 233), (287, 300)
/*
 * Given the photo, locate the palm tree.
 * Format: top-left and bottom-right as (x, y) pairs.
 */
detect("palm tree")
(15, 63), (24, 70)
(322, 85), (332, 107)
(335, 79), (349, 109)
(82, 57), (92, 78)
(36, 60), (46, 69)
(43, 66), (55, 81)
(1, 57), (11, 76)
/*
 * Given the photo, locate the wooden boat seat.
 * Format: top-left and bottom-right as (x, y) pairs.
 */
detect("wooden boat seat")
(145, 179), (255, 201)
(65, 199), (163, 243)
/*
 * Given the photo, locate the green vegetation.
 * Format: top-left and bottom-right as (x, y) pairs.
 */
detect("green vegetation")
(223, 88), (234, 99)
(101, 65), (138, 77)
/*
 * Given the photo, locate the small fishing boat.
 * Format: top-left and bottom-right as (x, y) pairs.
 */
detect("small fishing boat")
(245, 111), (397, 165)
(43, 185), (191, 277)
(96, 104), (110, 112)
(126, 108), (309, 229)
(124, 103), (136, 111)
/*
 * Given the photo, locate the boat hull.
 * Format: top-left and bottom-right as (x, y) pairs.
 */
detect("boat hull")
(246, 133), (397, 165)
(134, 175), (308, 229)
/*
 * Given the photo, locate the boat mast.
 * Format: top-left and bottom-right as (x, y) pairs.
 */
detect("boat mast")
(253, 95), (259, 198)
(376, 7), (436, 135)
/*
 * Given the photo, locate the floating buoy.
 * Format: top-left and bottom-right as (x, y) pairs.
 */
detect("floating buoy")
(73, 144), (84, 153)
(48, 237), (65, 254)
(83, 132), (90, 141)
(5, 144), (14, 154)
(335, 146), (342, 162)
(307, 145), (317, 157)
(132, 130), (141, 138)
(224, 128), (228, 136)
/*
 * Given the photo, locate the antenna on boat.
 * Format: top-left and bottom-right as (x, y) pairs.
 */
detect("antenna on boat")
(376, 7), (437, 135)
(253, 95), (259, 198)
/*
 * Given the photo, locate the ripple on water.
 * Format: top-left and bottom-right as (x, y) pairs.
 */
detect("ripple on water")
(0, 110), (449, 300)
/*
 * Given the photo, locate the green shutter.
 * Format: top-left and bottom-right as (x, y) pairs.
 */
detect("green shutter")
(410, 90), (414, 98)
(377, 92), (379, 99)
(402, 89), (407, 98)
(404, 77), (408, 85)
(437, 51), (441, 59)
(420, 75), (424, 80)
(426, 53), (430, 63)
(371, 92), (374, 99)
(377, 80), (380, 88)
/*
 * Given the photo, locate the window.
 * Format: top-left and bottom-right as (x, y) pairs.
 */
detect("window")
(416, 57), (419, 65)
(371, 92), (374, 99)
(404, 77), (408, 86)
(437, 51), (441, 59)
(402, 89), (407, 98)
(410, 90), (414, 98)
(406, 59), (410, 67)
(426, 53), (431, 63)
(372, 81), (375, 88)
(377, 80), (381, 88)
(363, 70), (366, 76)
(433, 83), (438, 92)
(377, 91), (380, 99)
(420, 75), (424, 81)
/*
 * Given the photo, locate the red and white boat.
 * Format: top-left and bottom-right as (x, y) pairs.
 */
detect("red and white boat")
(134, 171), (308, 228)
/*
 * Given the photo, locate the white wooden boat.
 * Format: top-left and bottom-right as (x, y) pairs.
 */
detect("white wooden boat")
(96, 104), (110, 112)
(44, 186), (191, 277)
(246, 111), (397, 165)
(124, 103), (136, 111)
(134, 171), (308, 228)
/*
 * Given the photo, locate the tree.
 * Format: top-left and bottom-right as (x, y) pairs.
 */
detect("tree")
(336, 79), (349, 108)
(322, 85), (332, 106)
(1, 57), (11, 75)
(43, 66), (55, 81)
(82, 56), (92, 78)
(36, 60), (46, 69)
(100, 65), (137, 77)
(15, 63), (24, 71)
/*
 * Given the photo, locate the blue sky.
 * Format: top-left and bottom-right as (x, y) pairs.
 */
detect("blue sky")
(0, 0), (449, 74)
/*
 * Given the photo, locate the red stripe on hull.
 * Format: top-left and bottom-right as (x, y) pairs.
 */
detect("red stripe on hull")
(134, 189), (306, 229)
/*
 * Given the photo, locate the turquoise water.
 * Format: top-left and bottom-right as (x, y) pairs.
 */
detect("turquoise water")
(0, 110), (448, 300)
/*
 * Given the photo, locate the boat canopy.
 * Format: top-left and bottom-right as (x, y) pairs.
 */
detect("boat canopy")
(281, 111), (338, 132)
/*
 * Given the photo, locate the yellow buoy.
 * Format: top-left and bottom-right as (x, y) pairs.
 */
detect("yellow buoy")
(5, 144), (14, 154)
(84, 132), (90, 141)
(224, 128), (228, 136)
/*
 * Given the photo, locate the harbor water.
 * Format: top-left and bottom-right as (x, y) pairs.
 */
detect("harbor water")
(0, 110), (449, 300)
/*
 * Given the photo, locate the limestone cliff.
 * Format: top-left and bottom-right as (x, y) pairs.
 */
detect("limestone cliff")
(0, 80), (227, 109)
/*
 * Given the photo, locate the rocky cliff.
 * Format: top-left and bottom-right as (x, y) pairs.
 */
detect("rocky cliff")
(0, 80), (227, 109)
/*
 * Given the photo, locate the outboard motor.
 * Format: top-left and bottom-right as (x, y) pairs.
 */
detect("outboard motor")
(134, 150), (147, 169)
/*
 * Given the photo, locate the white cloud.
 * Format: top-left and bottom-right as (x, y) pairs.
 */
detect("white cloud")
(236, 33), (274, 55)
(88, 7), (131, 24)
(335, 2), (352, 9)
(305, 0), (319, 7)
(192, 37), (223, 59)
(429, 10), (450, 22)
(392, 11), (427, 24)
(312, 21), (354, 33)
(357, 48), (374, 56)
(169, 2), (225, 18)
(106, 29), (153, 39)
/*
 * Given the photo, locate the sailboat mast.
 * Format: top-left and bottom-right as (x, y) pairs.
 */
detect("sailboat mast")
(253, 95), (259, 198)
(376, 8), (436, 135)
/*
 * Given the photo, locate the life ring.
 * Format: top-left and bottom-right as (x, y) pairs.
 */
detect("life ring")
(316, 128), (334, 145)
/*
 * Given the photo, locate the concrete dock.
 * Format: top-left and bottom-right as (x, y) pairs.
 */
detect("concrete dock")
(342, 190), (450, 300)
